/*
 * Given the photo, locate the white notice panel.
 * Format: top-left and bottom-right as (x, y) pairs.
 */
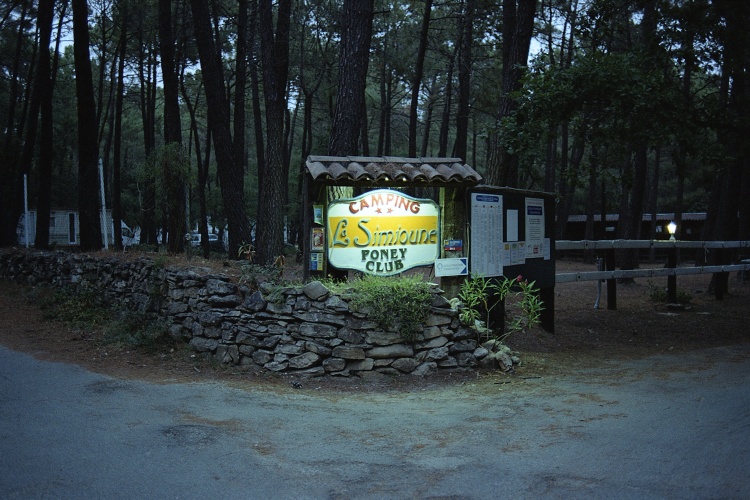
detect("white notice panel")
(525, 197), (545, 259)
(470, 193), (503, 277)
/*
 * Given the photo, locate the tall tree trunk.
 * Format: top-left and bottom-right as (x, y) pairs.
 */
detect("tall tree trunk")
(256, 0), (292, 264)
(648, 146), (661, 263)
(420, 76), (438, 157)
(438, 43), (458, 157)
(190, 0), (252, 258)
(453, 0), (474, 161)
(377, 38), (389, 156)
(3, 1), (29, 153)
(408, 0), (432, 157)
(486, 0), (537, 187)
(34, 0), (56, 249)
(159, 0), (185, 253)
(137, 29), (157, 245)
(0, 2), (26, 243)
(113, 5), (127, 251)
(180, 72), (210, 258)
(249, 0), (266, 191)
(328, 0), (375, 156)
(233, 0), (248, 172)
(72, 0), (103, 250)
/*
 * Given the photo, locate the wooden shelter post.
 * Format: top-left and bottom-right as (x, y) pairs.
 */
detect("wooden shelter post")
(439, 186), (467, 298)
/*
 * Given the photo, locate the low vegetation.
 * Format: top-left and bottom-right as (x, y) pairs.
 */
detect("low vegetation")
(457, 273), (544, 342)
(325, 274), (434, 343)
(26, 285), (176, 353)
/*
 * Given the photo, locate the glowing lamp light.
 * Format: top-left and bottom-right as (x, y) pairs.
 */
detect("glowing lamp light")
(667, 221), (677, 241)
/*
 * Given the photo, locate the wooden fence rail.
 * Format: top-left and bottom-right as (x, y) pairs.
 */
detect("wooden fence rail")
(556, 264), (750, 283)
(556, 240), (750, 251)
(553, 240), (750, 311)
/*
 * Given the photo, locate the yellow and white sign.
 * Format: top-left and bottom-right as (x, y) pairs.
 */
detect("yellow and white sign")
(327, 189), (440, 275)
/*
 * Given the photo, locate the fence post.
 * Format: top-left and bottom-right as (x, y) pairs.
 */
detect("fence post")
(667, 247), (677, 303)
(714, 248), (728, 300)
(539, 286), (554, 333)
(606, 248), (617, 310)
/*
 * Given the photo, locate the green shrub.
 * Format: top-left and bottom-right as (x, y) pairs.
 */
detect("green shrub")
(346, 274), (434, 342)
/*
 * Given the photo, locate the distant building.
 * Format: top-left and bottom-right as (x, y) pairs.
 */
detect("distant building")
(563, 213), (706, 241)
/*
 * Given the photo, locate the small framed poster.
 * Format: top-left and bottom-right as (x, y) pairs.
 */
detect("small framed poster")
(310, 252), (324, 271)
(311, 227), (325, 251)
(313, 205), (324, 225)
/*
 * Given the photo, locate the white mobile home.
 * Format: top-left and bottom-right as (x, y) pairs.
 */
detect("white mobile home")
(17, 209), (116, 248)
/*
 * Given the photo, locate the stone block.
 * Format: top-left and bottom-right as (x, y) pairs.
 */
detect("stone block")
(424, 346), (449, 361)
(323, 358), (346, 372)
(299, 322), (338, 339)
(347, 358), (374, 371)
(391, 357), (419, 373)
(411, 361), (438, 376)
(338, 327), (365, 344)
(332, 346), (366, 360)
(365, 330), (402, 346)
(368, 344), (414, 359)
(252, 350), (273, 365)
(302, 281), (330, 301)
(449, 339), (478, 353)
(288, 352), (321, 370)
(190, 337), (218, 352)
(425, 313), (452, 327)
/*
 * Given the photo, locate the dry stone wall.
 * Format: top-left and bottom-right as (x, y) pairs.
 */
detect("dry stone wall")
(0, 250), (492, 377)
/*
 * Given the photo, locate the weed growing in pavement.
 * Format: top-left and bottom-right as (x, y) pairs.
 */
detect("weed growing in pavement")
(647, 280), (693, 305)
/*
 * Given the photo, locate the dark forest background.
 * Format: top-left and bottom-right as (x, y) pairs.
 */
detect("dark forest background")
(1, 0), (748, 264)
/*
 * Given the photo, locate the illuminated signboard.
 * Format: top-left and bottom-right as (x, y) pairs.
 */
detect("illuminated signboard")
(327, 189), (440, 276)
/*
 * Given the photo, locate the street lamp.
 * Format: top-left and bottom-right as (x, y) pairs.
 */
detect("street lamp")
(667, 221), (677, 241)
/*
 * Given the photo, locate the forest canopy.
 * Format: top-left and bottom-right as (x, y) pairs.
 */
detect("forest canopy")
(1, 0), (748, 260)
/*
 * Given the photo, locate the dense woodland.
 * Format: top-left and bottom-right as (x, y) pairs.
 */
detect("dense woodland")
(1, 0), (748, 266)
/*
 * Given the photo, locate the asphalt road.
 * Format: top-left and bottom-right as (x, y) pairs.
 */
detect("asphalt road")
(2, 343), (749, 499)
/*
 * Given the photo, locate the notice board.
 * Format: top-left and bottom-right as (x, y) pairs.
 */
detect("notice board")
(467, 186), (555, 288)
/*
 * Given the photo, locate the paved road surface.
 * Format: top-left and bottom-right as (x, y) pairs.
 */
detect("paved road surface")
(2, 344), (749, 499)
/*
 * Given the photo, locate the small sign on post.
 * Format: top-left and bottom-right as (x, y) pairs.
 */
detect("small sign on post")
(434, 257), (468, 277)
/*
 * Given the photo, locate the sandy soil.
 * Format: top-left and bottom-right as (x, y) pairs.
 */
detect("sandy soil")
(1, 255), (748, 390)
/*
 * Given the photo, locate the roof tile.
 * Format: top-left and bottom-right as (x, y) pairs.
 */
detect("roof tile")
(306, 156), (482, 186)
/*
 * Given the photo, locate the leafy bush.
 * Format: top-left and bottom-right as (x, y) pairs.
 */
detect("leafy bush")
(458, 273), (543, 342)
(346, 274), (434, 342)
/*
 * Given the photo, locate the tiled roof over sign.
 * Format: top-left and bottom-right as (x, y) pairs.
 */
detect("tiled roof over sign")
(305, 156), (483, 186)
